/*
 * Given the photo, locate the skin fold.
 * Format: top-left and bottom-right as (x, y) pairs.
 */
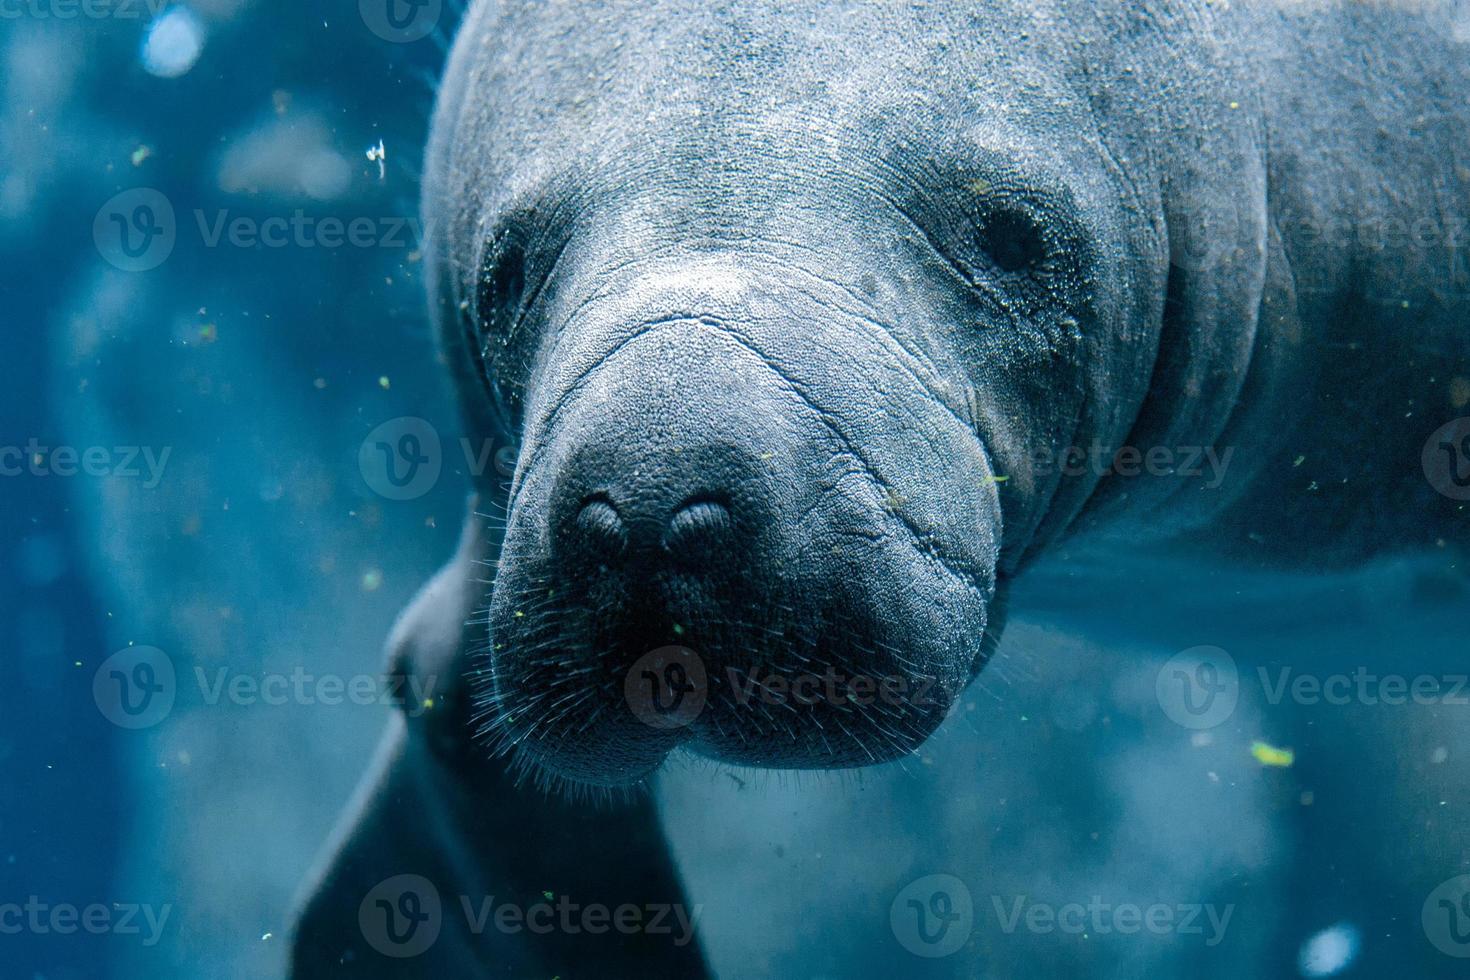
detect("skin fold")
(291, 2), (1469, 974)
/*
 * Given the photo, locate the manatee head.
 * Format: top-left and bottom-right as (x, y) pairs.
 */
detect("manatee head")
(423, 2), (1198, 790)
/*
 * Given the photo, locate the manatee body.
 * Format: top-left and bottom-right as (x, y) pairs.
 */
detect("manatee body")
(291, 2), (1469, 974)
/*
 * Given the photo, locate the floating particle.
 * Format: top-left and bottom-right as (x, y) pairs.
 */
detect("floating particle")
(366, 140), (387, 181)
(361, 569), (383, 592)
(131, 145), (152, 167)
(1297, 921), (1360, 978)
(1251, 740), (1294, 767)
(198, 323), (217, 344)
(141, 6), (205, 79)
(378, 375), (391, 390)
(313, 377), (327, 390)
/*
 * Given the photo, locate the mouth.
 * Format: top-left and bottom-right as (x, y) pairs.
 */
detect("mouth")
(473, 415), (998, 794)
(475, 536), (989, 793)
(468, 298), (1000, 794)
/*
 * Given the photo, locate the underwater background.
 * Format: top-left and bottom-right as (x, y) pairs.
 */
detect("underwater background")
(2, 2), (1468, 977)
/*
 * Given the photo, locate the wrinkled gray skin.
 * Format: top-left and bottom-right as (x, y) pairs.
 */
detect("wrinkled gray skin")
(291, 1), (1469, 974)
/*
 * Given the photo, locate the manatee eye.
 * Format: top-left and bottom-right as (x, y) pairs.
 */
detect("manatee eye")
(977, 209), (1048, 274)
(477, 237), (527, 336)
(463, 235), (531, 430)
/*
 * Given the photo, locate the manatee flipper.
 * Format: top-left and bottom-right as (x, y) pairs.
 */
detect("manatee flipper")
(288, 502), (710, 977)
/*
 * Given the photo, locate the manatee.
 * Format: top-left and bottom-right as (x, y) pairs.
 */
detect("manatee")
(291, 1), (1470, 974)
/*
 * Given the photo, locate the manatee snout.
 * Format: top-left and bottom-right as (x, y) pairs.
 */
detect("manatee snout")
(480, 267), (1002, 789)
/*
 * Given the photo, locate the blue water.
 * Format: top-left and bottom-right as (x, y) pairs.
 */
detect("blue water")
(2, 3), (1468, 978)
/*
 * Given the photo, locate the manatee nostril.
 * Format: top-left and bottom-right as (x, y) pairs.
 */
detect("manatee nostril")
(662, 497), (733, 556)
(573, 497), (628, 557)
